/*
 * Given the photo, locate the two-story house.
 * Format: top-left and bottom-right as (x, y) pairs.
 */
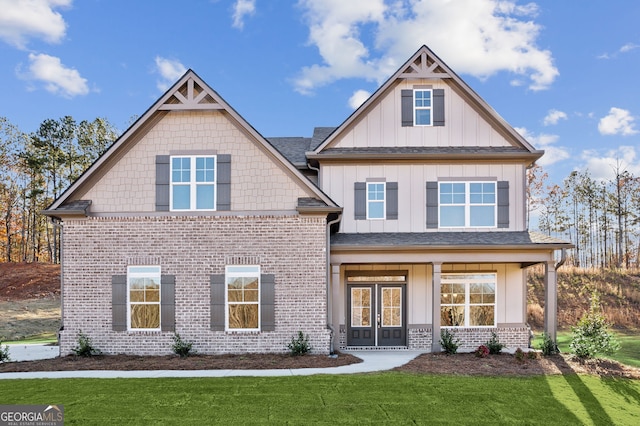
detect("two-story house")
(44, 46), (571, 356)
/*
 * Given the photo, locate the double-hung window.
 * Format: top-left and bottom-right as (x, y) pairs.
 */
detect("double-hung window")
(128, 266), (161, 330)
(439, 182), (496, 227)
(441, 273), (496, 327)
(226, 265), (260, 331)
(171, 155), (216, 211)
(414, 89), (432, 126)
(367, 182), (386, 219)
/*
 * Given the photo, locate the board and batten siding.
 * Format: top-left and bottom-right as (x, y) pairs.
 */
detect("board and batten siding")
(331, 79), (514, 149)
(323, 163), (526, 233)
(78, 110), (312, 213)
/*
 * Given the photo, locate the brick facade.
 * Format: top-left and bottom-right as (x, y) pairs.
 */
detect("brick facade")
(59, 214), (331, 356)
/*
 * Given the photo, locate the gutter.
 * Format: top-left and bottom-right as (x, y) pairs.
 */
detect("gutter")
(325, 213), (342, 355)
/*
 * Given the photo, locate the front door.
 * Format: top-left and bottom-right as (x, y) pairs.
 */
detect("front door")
(347, 283), (406, 347)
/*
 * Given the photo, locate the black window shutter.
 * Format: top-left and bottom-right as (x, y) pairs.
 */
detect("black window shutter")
(401, 90), (414, 127)
(160, 275), (175, 331)
(433, 89), (445, 126)
(112, 275), (127, 331)
(354, 182), (366, 220)
(210, 274), (225, 331)
(426, 181), (439, 229)
(386, 182), (398, 220)
(261, 274), (275, 332)
(217, 154), (231, 211)
(156, 155), (170, 211)
(497, 181), (509, 228)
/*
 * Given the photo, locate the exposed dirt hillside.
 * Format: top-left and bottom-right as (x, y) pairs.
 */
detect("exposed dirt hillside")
(528, 267), (640, 330)
(0, 262), (60, 301)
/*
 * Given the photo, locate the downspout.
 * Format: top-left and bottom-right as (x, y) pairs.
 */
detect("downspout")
(555, 248), (567, 270)
(326, 213), (341, 355)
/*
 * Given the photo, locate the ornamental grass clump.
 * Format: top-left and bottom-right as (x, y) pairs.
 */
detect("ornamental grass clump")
(570, 292), (620, 359)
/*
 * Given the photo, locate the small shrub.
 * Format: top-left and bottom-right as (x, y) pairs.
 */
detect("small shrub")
(527, 350), (538, 360)
(171, 333), (194, 358)
(514, 348), (525, 363)
(72, 331), (101, 357)
(440, 329), (460, 355)
(539, 332), (558, 356)
(474, 344), (489, 358)
(288, 331), (312, 356)
(0, 342), (10, 363)
(570, 292), (620, 359)
(486, 332), (504, 354)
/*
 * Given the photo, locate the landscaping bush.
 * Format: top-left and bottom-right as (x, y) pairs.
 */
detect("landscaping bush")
(0, 342), (10, 363)
(570, 292), (620, 359)
(514, 348), (525, 363)
(440, 329), (460, 355)
(474, 344), (489, 358)
(72, 331), (101, 357)
(539, 332), (558, 356)
(486, 332), (504, 354)
(287, 331), (311, 356)
(171, 333), (194, 358)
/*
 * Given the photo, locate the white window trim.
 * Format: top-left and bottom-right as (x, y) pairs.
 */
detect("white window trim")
(170, 155), (217, 211)
(127, 265), (161, 331)
(366, 181), (386, 220)
(438, 181), (497, 228)
(225, 265), (261, 332)
(441, 273), (497, 328)
(414, 88), (433, 127)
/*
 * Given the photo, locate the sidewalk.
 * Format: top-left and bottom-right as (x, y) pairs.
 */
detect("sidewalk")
(1, 344), (425, 379)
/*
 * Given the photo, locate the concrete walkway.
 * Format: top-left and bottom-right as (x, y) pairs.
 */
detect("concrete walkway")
(1, 344), (426, 380)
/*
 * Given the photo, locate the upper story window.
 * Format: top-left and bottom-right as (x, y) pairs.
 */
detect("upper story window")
(226, 265), (260, 331)
(367, 182), (386, 219)
(414, 89), (432, 126)
(439, 182), (496, 228)
(128, 266), (161, 330)
(171, 155), (216, 211)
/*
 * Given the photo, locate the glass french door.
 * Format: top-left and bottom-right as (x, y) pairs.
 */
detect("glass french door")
(347, 284), (406, 347)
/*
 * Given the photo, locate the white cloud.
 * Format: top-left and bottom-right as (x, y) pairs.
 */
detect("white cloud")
(295, 0), (558, 94)
(232, 0), (256, 30)
(598, 42), (640, 59)
(543, 109), (567, 126)
(598, 107), (638, 136)
(515, 127), (569, 167)
(0, 0), (71, 49)
(154, 56), (187, 91)
(580, 146), (640, 181)
(348, 89), (371, 109)
(21, 52), (88, 97)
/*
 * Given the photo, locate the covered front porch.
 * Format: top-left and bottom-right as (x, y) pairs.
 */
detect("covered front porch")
(327, 231), (572, 352)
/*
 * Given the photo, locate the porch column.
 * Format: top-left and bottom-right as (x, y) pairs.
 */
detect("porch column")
(432, 262), (442, 352)
(543, 261), (558, 344)
(330, 264), (341, 351)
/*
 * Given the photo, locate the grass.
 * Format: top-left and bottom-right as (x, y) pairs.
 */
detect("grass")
(533, 329), (640, 368)
(0, 373), (638, 424)
(2, 334), (57, 345)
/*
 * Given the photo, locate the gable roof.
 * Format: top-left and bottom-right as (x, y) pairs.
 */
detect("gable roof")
(310, 45), (542, 161)
(45, 70), (339, 215)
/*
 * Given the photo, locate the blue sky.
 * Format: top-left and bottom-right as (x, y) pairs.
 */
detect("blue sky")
(1, 0), (639, 185)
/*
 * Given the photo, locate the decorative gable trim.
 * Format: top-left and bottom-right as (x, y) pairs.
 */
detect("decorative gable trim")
(398, 51), (452, 79)
(158, 77), (224, 110)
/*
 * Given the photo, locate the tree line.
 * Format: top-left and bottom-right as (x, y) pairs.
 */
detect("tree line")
(528, 163), (640, 269)
(0, 116), (119, 263)
(1, 114), (639, 269)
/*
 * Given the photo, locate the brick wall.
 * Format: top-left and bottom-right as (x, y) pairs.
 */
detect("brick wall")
(60, 214), (331, 355)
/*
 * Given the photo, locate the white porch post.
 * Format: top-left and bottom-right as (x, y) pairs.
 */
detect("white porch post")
(544, 260), (558, 344)
(330, 264), (341, 351)
(432, 262), (442, 352)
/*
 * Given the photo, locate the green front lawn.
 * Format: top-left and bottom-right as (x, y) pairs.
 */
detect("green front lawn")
(532, 330), (640, 368)
(0, 373), (638, 424)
